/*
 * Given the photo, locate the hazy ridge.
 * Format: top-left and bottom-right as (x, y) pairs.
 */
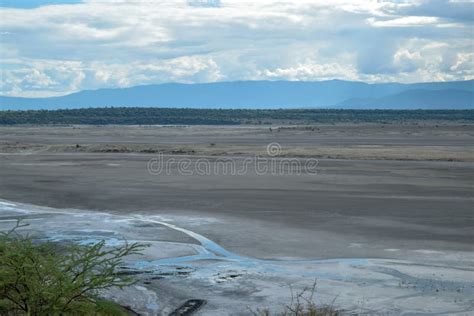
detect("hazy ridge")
(1, 79), (473, 110)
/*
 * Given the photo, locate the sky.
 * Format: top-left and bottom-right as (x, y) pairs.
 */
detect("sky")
(0, 0), (473, 97)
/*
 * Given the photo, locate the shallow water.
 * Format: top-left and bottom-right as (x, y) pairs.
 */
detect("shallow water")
(1, 200), (473, 315)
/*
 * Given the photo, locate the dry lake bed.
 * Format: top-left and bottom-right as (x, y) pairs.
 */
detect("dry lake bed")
(0, 124), (473, 315)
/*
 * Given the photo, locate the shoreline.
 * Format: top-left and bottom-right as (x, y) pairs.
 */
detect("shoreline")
(2, 199), (473, 315)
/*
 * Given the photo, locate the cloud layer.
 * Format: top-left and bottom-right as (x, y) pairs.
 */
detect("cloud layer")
(1, 0), (473, 97)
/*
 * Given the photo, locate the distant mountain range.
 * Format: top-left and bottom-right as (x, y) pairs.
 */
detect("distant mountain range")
(1, 80), (473, 110)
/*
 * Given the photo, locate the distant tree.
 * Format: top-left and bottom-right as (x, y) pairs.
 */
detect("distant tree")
(1, 108), (473, 125)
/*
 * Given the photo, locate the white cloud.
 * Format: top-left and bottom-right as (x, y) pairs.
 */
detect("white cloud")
(367, 16), (439, 27)
(0, 0), (472, 97)
(1, 55), (223, 96)
(259, 62), (358, 81)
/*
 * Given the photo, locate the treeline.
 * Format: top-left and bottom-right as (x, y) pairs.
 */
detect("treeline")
(1, 107), (473, 125)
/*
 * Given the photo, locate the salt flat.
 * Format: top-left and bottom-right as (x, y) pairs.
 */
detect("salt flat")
(0, 124), (473, 314)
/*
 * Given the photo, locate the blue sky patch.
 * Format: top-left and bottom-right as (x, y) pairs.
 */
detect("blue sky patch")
(0, 0), (81, 9)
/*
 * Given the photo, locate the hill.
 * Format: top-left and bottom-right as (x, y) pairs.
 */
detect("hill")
(1, 80), (473, 110)
(335, 89), (474, 109)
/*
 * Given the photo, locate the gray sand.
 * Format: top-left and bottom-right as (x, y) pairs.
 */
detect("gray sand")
(0, 124), (473, 314)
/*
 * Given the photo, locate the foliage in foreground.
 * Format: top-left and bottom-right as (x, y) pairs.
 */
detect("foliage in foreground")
(0, 221), (144, 315)
(250, 281), (339, 316)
